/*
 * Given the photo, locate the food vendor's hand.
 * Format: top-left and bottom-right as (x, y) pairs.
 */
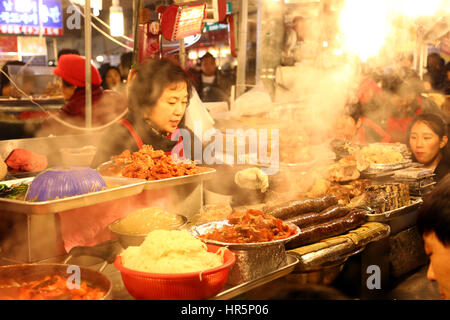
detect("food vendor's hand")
(234, 168), (269, 193)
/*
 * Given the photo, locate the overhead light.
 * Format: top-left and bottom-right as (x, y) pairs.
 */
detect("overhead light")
(93, 7), (100, 17)
(188, 51), (198, 60)
(96, 55), (104, 63)
(110, 0), (124, 37)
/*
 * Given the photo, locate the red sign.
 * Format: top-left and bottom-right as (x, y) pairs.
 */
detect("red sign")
(0, 24), (62, 35)
(0, 35), (18, 52)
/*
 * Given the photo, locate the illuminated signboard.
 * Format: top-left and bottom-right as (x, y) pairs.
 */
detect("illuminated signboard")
(0, 0), (63, 36)
(161, 3), (206, 41)
(203, 2), (232, 33)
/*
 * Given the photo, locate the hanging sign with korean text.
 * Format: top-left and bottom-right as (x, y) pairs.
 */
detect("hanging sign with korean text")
(0, 0), (63, 36)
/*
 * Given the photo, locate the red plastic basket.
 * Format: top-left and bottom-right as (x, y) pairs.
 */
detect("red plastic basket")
(114, 244), (235, 300)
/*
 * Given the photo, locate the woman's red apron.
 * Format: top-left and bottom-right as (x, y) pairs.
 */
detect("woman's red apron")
(356, 117), (392, 144)
(58, 120), (185, 253)
(118, 119), (185, 158)
(386, 99), (422, 143)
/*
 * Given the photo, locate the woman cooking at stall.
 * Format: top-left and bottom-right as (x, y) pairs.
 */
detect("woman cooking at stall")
(91, 58), (198, 168)
(408, 113), (449, 182)
(55, 59), (203, 253)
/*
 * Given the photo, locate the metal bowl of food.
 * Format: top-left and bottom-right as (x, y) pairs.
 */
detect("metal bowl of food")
(108, 207), (188, 248)
(190, 219), (300, 249)
(0, 263), (112, 300)
(189, 215), (300, 285)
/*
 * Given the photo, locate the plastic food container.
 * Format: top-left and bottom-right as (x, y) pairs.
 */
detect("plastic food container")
(114, 244), (235, 300)
(108, 214), (188, 248)
(60, 146), (97, 167)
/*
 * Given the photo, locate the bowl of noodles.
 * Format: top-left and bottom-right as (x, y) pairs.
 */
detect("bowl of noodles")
(113, 230), (235, 300)
(108, 207), (188, 248)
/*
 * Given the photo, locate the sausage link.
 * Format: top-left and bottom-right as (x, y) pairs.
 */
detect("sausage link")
(265, 195), (338, 220)
(286, 209), (366, 249)
(286, 205), (351, 228)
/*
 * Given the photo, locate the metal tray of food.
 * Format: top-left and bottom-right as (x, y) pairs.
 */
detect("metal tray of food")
(0, 176), (147, 215)
(210, 252), (299, 300)
(365, 197), (423, 222)
(362, 160), (413, 174)
(143, 167), (216, 190)
(190, 219), (300, 249)
(0, 97), (64, 106)
(391, 166), (434, 180)
(254, 160), (318, 171)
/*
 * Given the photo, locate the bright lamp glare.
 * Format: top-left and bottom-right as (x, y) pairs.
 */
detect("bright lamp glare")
(110, 6), (124, 37)
(188, 51), (198, 60)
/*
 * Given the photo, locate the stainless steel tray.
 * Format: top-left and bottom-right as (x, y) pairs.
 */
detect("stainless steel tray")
(279, 160), (318, 170)
(365, 197), (423, 222)
(0, 176), (147, 215)
(362, 160), (413, 174)
(254, 160), (317, 171)
(210, 253), (299, 300)
(0, 97), (64, 106)
(190, 219), (300, 249)
(143, 167), (216, 190)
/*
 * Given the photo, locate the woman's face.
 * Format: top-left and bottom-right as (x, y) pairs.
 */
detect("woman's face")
(105, 68), (121, 89)
(423, 231), (450, 300)
(409, 121), (447, 166)
(144, 81), (188, 134)
(59, 78), (76, 101)
(201, 57), (216, 77)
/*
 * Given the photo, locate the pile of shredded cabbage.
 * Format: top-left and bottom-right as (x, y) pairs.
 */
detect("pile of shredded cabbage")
(120, 230), (224, 274)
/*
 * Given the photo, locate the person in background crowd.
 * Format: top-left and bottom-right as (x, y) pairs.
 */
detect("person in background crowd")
(408, 113), (449, 182)
(190, 52), (234, 104)
(442, 97), (450, 132)
(395, 52), (418, 80)
(424, 53), (447, 93)
(0, 60), (26, 97)
(445, 61), (450, 95)
(57, 48), (80, 61)
(119, 52), (133, 82)
(355, 73), (393, 142)
(101, 65), (126, 97)
(98, 62), (111, 80)
(36, 54), (128, 137)
(91, 58), (200, 168)
(333, 102), (391, 144)
(282, 16), (306, 66)
(416, 174), (450, 300)
(382, 74), (443, 144)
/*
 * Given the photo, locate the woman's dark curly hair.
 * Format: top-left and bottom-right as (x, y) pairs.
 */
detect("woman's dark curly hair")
(127, 58), (192, 118)
(417, 173), (450, 245)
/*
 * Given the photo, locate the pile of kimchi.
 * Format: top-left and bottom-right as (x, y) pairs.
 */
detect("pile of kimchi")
(0, 275), (106, 300)
(200, 209), (297, 243)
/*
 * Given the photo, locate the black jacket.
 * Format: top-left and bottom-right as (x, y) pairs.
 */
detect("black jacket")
(191, 69), (234, 104)
(434, 152), (450, 183)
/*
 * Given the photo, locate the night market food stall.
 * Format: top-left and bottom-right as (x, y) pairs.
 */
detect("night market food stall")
(0, 0), (448, 300)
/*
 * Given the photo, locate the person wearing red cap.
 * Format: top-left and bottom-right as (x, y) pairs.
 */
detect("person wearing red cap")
(36, 54), (128, 136)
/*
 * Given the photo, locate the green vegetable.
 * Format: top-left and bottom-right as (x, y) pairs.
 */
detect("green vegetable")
(0, 183), (29, 200)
